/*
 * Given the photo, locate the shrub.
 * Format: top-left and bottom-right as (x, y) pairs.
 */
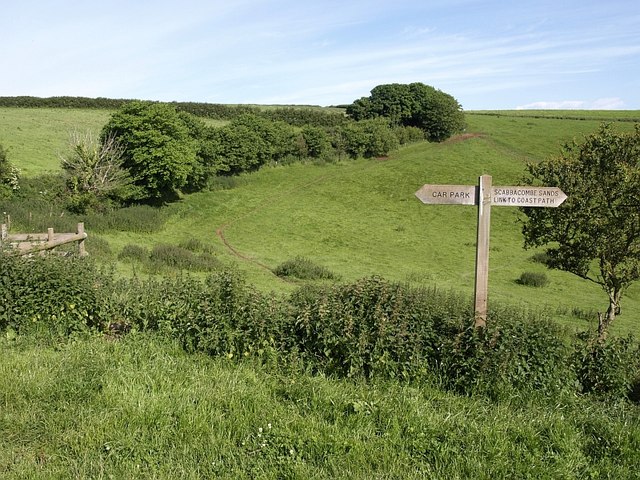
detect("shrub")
(0, 255), (106, 335)
(440, 309), (572, 399)
(300, 125), (333, 159)
(83, 205), (167, 233)
(148, 243), (222, 272)
(339, 119), (399, 159)
(0, 175), (73, 232)
(179, 237), (215, 255)
(288, 277), (472, 381)
(0, 143), (20, 197)
(274, 256), (337, 280)
(572, 333), (640, 398)
(118, 244), (149, 262)
(346, 83), (465, 141)
(4, 257), (636, 404)
(393, 125), (425, 145)
(517, 271), (549, 287)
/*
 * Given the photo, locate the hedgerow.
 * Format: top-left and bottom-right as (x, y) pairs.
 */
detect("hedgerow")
(1, 256), (637, 402)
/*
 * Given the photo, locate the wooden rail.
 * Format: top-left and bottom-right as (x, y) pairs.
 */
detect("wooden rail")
(1, 222), (88, 256)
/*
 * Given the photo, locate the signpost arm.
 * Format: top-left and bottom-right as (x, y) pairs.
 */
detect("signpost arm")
(474, 175), (492, 328)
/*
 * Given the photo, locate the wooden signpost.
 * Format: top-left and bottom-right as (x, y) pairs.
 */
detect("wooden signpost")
(415, 175), (567, 328)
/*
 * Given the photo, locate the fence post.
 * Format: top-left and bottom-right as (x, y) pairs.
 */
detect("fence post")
(77, 223), (87, 256)
(1, 223), (6, 245)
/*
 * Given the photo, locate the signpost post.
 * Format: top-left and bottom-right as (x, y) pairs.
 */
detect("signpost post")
(415, 175), (566, 327)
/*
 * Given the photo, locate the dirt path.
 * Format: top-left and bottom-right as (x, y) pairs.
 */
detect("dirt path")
(213, 172), (337, 277)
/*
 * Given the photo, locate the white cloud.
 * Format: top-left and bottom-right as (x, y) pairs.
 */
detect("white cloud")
(590, 97), (626, 110)
(515, 98), (626, 110)
(516, 100), (587, 110)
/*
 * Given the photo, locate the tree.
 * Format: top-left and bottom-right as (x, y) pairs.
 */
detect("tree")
(300, 125), (332, 159)
(521, 124), (640, 339)
(346, 83), (465, 141)
(229, 114), (297, 164)
(340, 119), (399, 159)
(176, 111), (219, 191)
(211, 124), (266, 175)
(59, 130), (133, 212)
(407, 83), (466, 142)
(101, 102), (198, 202)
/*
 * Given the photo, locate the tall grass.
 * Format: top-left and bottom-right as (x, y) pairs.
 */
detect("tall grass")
(1, 333), (638, 479)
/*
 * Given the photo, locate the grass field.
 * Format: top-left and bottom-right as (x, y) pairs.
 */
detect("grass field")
(2, 107), (639, 336)
(0, 108), (112, 176)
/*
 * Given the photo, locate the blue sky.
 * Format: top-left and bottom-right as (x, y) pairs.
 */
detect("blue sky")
(2, 0), (639, 109)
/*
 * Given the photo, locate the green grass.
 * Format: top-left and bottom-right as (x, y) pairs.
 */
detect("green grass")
(0, 108), (113, 176)
(1, 333), (638, 479)
(3, 108), (640, 336)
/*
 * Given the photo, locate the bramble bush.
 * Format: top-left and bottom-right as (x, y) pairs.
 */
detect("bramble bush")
(440, 308), (571, 399)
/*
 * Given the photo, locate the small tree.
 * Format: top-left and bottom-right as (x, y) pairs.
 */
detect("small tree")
(229, 114), (297, 164)
(521, 124), (640, 339)
(300, 125), (332, 159)
(176, 111), (219, 192)
(60, 130), (132, 212)
(211, 124), (266, 174)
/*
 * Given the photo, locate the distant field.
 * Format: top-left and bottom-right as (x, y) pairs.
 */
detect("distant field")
(470, 110), (640, 121)
(0, 108), (112, 176)
(2, 107), (639, 336)
(0, 108), (227, 176)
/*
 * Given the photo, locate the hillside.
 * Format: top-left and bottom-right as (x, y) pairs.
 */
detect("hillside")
(1, 107), (639, 335)
(1, 107), (639, 478)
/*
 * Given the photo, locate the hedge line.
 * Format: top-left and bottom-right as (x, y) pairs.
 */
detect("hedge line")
(1, 255), (638, 402)
(0, 96), (346, 127)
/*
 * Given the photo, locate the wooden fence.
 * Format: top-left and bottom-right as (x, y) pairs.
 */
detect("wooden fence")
(1, 222), (88, 256)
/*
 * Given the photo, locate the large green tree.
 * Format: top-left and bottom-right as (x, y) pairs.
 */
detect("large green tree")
(101, 102), (198, 202)
(346, 83), (465, 141)
(521, 124), (640, 339)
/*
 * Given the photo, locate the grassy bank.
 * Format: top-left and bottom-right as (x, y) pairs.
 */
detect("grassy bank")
(1, 332), (638, 479)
